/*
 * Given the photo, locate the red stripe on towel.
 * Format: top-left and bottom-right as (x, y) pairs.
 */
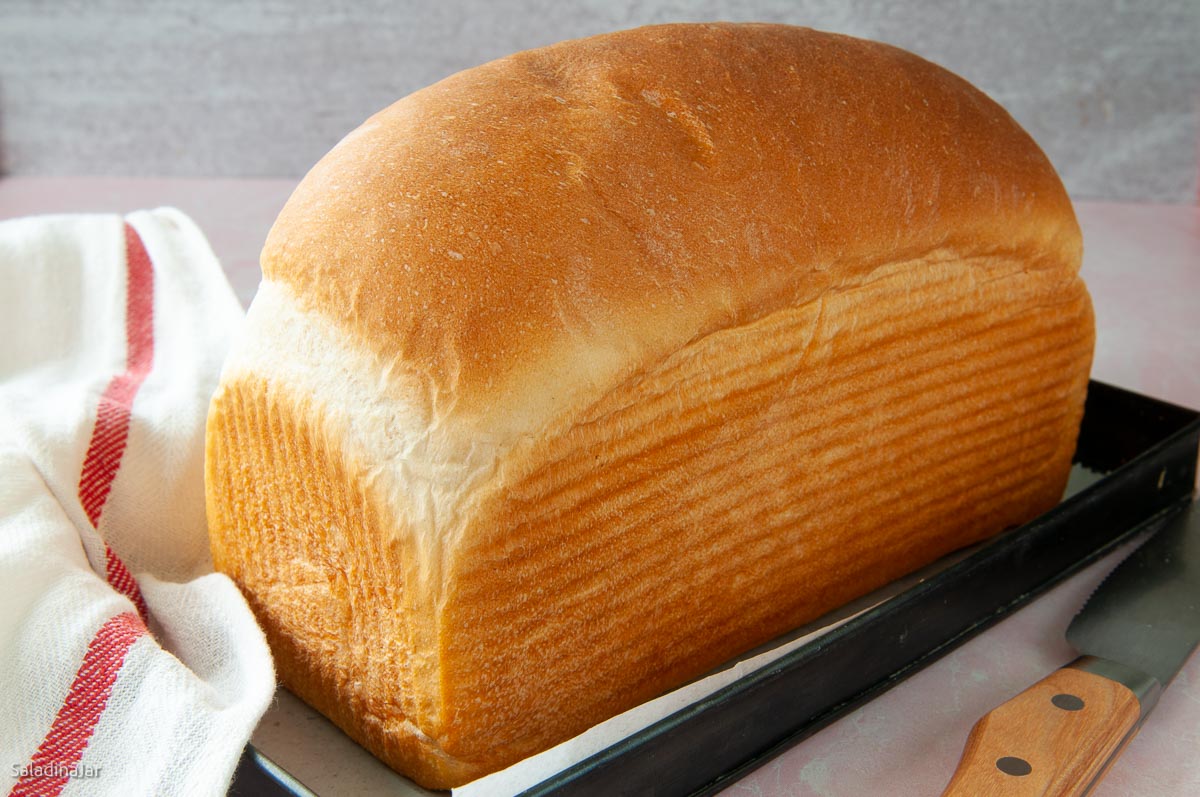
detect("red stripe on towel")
(76, 221), (155, 619)
(8, 612), (147, 797)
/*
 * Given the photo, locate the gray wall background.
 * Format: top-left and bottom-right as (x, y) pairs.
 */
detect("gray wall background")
(2, 0), (1197, 202)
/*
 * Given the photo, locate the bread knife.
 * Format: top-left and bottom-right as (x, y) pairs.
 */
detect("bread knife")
(941, 499), (1200, 796)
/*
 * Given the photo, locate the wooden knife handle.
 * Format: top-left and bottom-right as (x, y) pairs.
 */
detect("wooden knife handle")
(941, 666), (1142, 797)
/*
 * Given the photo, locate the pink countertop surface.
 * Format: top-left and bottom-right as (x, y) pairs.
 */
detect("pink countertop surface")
(2, 177), (1197, 796)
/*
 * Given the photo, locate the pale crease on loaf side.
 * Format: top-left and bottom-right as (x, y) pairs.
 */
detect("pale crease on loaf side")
(205, 22), (1095, 789)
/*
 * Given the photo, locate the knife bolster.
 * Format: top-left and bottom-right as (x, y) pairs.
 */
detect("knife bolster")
(1068, 655), (1162, 719)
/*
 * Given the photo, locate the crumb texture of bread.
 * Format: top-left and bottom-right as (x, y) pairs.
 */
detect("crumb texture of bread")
(206, 22), (1094, 789)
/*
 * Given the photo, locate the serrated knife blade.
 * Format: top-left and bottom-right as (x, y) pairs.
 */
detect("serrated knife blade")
(941, 500), (1200, 796)
(1067, 501), (1200, 695)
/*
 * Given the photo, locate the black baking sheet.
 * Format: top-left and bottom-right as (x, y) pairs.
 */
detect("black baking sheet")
(230, 380), (1200, 797)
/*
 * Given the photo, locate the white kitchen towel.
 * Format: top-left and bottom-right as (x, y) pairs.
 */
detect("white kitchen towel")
(0, 209), (274, 796)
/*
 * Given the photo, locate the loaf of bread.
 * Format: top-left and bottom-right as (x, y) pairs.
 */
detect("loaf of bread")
(205, 22), (1093, 788)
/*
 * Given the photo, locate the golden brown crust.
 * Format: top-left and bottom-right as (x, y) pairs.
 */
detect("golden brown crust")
(208, 22), (1094, 789)
(207, 377), (475, 787)
(262, 22), (1080, 436)
(432, 252), (1092, 770)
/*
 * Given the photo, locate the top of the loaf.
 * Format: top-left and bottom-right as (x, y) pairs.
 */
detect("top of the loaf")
(260, 22), (1081, 440)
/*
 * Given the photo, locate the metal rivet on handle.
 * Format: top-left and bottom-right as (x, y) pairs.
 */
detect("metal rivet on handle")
(1051, 693), (1085, 711)
(996, 756), (1033, 777)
